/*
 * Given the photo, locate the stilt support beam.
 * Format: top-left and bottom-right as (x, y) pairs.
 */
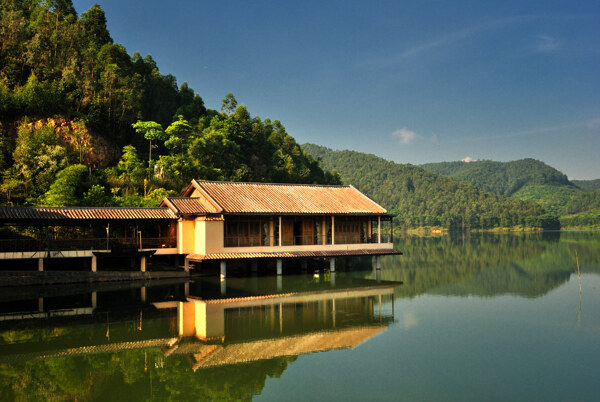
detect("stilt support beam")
(330, 257), (336, 272)
(276, 259), (282, 275)
(38, 258), (44, 272)
(91, 255), (97, 273)
(140, 256), (147, 273)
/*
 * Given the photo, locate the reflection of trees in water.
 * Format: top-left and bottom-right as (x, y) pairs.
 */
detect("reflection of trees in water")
(0, 350), (295, 401)
(363, 232), (600, 298)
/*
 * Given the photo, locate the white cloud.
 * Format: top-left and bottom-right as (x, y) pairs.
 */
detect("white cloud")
(392, 128), (419, 145)
(535, 34), (561, 52)
(462, 156), (476, 163)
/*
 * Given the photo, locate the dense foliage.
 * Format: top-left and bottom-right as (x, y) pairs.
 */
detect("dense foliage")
(420, 159), (573, 197)
(0, 1), (339, 207)
(572, 179), (600, 192)
(419, 159), (600, 226)
(302, 144), (556, 230)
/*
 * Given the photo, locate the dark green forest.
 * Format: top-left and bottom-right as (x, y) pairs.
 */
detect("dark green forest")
(0, 0), (340, 208)
(573, 179), (600, 192)
(420, 159), (572, 197)
(302, 144), (558, 230)
(419, 159), (600, 226)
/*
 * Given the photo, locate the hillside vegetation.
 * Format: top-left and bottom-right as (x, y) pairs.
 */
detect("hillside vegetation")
(0, 1), (339, 208)
(302, 144), (556, 230)
(573, 179), (600, 192)
(420, 159), (573, 197)
(420, 159), (600, 227)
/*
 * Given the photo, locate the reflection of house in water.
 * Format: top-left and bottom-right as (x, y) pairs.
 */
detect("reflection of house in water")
(169, 283), (395, 370)
(0, 277), (399, 369)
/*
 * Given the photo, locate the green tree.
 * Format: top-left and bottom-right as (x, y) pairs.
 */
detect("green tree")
(164, 115), (193, 155)
(131, 120), (165, 168)
(107, 145), (146, 197)
(221, 92), (237, 115)
(41, 164), (90, 206)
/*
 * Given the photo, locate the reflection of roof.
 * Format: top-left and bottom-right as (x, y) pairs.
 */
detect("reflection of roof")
(0, 206), (176, 223)
(180, 179), (387, 215)
(175, 325), (387, 370)
(0, 338), (179, 364)
(187, 248), (400, 262)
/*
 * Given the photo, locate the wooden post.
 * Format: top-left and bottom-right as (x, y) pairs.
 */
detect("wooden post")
(278, 216), (282, 246)
(91, 255), (97, 273)
(91, 291), (97, 309)
(38, 258), (43, 272)
(140, 256), (147, 273)
(141, 286), (146, 303)
(331, 216), (335, 245)
(276, 259), (282, 275)
(184, 257), (190, 272)
(329, 257), (336, 272)
(377, 216), (381, 243)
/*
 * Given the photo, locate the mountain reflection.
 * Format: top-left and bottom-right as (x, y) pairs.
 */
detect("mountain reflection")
(364, 231), (600, 298)
(0, 275), (399, 400)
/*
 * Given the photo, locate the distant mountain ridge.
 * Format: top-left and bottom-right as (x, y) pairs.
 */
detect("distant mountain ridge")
(420, 159), (573, 197)
(301, 144), (554, 229)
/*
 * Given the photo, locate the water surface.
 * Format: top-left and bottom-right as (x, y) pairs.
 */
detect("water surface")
(1, 231), (599, 401)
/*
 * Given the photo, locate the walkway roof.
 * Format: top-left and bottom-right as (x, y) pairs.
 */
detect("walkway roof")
(0, 206), (176, 224)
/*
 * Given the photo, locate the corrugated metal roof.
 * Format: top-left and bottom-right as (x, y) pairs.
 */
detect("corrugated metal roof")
(162, 197), (220, 215)
(0, 206), (176, 223)
(186, 248), (400, 262)
(192, 180), (387, 215)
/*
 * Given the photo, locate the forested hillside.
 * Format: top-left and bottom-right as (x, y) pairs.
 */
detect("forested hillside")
(302, 144), (557, 230)
(0, 1), (339, 207)
(420, 159), (572, 197)
(420, 159), (600, 225)
(573, 179), (600, 192)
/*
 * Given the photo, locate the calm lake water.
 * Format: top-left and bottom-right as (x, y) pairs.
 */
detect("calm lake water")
(1, 231), (599, 401)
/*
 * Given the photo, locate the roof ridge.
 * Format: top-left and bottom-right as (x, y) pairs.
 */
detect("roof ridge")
(196, 179), (351, 188)
(0, 205), (170, 210)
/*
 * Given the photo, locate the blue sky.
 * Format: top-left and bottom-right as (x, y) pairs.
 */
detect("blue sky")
(74, 0), (600, 179)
